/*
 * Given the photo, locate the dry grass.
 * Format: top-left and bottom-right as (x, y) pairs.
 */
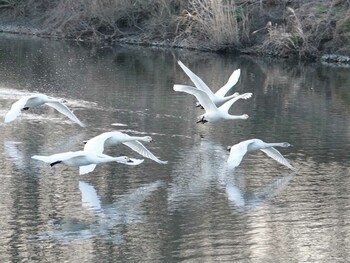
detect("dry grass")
(0, 0), (348, 58)
(175, 0), (239, 49)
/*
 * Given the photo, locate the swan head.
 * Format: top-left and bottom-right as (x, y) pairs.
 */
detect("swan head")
(281, 142), (292, 147)
(241, 114), (249, 120)
(144, 136), (153, 143)
(119, 156), (133, 163)
(196, 115), (208, 124)
(226, 145), (232, 151)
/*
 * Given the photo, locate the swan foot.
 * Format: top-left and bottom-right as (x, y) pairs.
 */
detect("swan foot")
(50, 161), (62, 167)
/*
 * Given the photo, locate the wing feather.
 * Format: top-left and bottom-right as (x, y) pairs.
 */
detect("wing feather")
(173, 84), (217, 112)
(79, 164), (97, 175)
(4, 97), (30, 123)
(215, 69), (241, 97)
(227, 142), (250, 169)
(123, 141), (168, 164)
(219, 92), (252, 113)
(84, 133), (113, 153)
(177, 61), (215, 96)
(260, 147), (295, 170)
(46, 101), (85, 127)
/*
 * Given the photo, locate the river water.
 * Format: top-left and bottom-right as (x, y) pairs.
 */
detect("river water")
(0, 34), (349, 262)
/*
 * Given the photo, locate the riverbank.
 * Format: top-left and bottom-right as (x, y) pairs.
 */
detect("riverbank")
(0, 0), (350, 62)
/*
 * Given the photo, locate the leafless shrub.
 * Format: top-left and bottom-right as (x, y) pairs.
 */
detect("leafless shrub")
(258, 7), (319, 58)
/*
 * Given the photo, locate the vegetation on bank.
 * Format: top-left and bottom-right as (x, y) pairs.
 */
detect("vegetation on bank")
(0, 0), (350, 59)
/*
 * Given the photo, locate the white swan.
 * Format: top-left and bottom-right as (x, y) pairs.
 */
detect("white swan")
(32, 151), (144, 175)
(227, 139), (295, 170)
(178, 60), (241, 106)
(80, 131), (168, 175)
(4, 93), (85, 127)
(174, 84), (251, 123)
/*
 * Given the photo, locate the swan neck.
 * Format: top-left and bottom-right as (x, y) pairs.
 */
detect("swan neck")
(265, 142), (286, 148)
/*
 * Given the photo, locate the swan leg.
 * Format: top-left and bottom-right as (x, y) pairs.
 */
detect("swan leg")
(196, 117), (208, 124)
(50, 161), (62, 167)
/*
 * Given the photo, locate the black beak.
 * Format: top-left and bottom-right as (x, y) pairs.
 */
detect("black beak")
(127, 159), (134, 163)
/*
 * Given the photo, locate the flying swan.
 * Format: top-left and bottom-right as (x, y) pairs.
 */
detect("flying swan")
(32, 151), (144, 175)
(227, 139), (295, 170)
(177, 60), (241, 107)
(174, 84), (251, 123)
(4, 93), (85, 127)
(81, 131), (168, 175)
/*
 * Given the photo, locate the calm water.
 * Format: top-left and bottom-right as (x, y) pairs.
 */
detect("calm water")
(0, 34), (349, 262)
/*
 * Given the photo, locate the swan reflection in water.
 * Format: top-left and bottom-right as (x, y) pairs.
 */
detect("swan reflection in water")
(36, 180), (163, 242)
(167, 138), (296, 212)
(224, 172), (296, 210)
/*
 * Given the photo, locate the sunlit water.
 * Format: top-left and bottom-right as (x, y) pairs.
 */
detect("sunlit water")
(0, 34), (349, 262)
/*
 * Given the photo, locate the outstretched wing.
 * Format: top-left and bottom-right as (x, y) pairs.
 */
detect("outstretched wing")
(123, 141), (168, 164)
(45, 101), (85, 127)
(177, 61), (215, 97)
(219, 92), (252, 113)
(260, 147), (295, 171)
(173, 84), (218, 113)
(215, 69), (241, 97)
(227, 140), (252, 169)
(4, 96), (30, 123)
(84, 133), (113, 153)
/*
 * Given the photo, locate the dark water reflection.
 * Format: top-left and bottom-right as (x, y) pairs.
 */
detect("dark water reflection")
(0, 34), (349, 262)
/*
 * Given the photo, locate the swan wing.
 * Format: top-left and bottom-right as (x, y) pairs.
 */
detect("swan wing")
(173, 84), (217, 112)
(219, 92), (252, 113)
(84, 133), (113, 153)
(227, 141), (250, 169)
(79, 164), (97, 175)
(177, 61), (215, 97)
(4, 96), (30, 123)
(215, 69), (241, 97)
(45, 101), (85, 127)
(123, 141), (168, 164)
(260, 147), (295, 170)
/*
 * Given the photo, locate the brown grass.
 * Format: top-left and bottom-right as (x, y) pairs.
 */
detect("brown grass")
(0, 0), (348, 58)
(175, 0), (239, 49)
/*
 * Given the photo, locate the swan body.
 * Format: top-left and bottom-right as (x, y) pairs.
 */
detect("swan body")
(81, 131), (167, 175)
(227, 139), (295, 170)
(178, 60), (241, 106)
(4, 93), (85, 127)
(174, 84), (251, 123)
(32, 150), (144, 175)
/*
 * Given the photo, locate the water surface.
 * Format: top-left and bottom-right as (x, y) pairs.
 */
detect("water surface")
(0, 34), (349, 262)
